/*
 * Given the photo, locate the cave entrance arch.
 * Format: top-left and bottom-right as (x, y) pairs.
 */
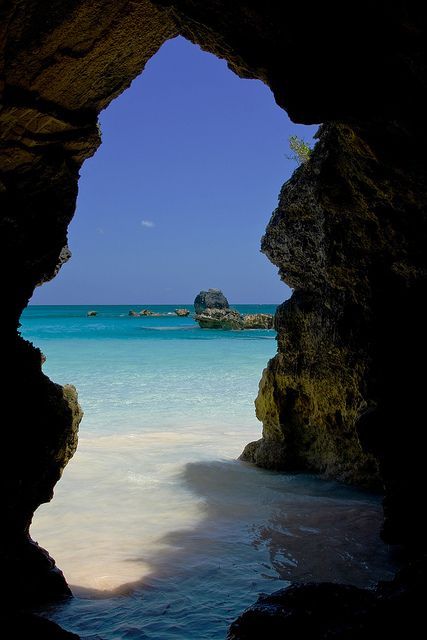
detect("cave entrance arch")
(2, 2), (424, 634)
(22, 34), (318, 591)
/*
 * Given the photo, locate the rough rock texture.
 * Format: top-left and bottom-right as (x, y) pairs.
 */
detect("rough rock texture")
(0, 0), (176, 606)
(1, 0), (427, 633)
(228, 556), (426, 639)
(241, 136), (384, 484)
(3, 337), (82, 604)
(242, 313), (273, 330)
(196, 309), (273, 330)
(175, 308), (190, 316)
(241, 119), (427, 516)
(196, 307), (243, 330)
(194, 288), (229, 314)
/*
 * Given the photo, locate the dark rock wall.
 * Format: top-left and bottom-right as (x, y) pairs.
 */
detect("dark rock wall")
(1, 0), (426, 609)
(0, 0), (177, 603)
(243, 119), (427, 543)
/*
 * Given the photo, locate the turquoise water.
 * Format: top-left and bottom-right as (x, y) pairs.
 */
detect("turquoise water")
(20, 305), (396, 639)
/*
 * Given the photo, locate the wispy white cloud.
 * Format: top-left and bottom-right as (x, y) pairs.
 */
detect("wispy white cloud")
(141, 219), (155, 228)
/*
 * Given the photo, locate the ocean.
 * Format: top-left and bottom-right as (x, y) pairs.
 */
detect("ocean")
(19, 305), (396, 639)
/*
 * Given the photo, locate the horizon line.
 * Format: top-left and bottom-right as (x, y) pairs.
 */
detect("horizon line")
(27, 301), (283, 306)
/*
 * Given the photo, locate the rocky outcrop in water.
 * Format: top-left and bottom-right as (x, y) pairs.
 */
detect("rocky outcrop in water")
(242, 314), (273, 329)
(194, 289), (229, 314)
(175, 308), (190, 316)
(196, 307), (244, 330)
(87, 310), (97, 317)
(196, 308), (274, 330)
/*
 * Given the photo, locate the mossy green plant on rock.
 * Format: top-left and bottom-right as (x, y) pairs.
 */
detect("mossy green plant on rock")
(287, 135), (313, 165)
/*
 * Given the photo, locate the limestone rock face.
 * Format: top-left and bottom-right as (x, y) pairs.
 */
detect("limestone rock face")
(196, 307), (243, 330)
(241, 120), (427, 523)
(196, 308), (274, 330)
(242, 314), (273, 330)
(194, 289), (229, 314)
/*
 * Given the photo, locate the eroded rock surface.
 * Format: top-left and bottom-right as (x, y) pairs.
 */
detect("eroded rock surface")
(196, 308), (274, 330)
(196, 307), (243, 329)
(242, 313), (273, 330)
(241, 120), (427, 532)
(3, 337), (82, 603)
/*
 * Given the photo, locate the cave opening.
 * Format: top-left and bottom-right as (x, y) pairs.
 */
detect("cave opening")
(19, 34), (313, 584)
(3, 2), (426, 637)
(15, 36), (398, 639)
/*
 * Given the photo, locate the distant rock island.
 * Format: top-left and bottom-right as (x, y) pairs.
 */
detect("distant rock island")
(128, 308), (191, 318)
(128, 309), (167, 317)
(194, 289), (229, 314)
(194, 289), (273, 330)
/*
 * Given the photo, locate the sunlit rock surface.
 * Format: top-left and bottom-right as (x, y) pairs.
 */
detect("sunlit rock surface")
(196, 307), (244, 330)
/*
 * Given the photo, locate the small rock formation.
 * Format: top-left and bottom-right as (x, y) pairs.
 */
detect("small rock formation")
(175, 308), (190, 316)
(129, 308), (166, 317)
(194, 289), (229, 314)
(194, 292), (274, 330)
(242, 313), (274, 329)
(87, 310), (97, 317)
(228, 558), (425, 640)
(196, 308), (244, 330)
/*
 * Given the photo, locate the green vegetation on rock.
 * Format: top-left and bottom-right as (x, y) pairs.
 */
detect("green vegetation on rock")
(287, 135), (313, 165)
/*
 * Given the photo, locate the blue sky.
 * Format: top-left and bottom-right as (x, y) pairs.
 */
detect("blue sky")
(31, 36), (317, 305)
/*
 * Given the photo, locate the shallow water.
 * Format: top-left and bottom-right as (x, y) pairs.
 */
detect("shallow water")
(20, 305), (396, 639)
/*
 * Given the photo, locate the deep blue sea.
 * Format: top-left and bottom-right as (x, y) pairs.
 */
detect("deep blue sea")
(20, 305), (396, 640)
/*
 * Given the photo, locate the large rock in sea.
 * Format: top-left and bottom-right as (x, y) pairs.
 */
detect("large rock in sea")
(196, 308), (243, 330)
(242, 313), (273, 329)
(194, 289), (229, 314)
